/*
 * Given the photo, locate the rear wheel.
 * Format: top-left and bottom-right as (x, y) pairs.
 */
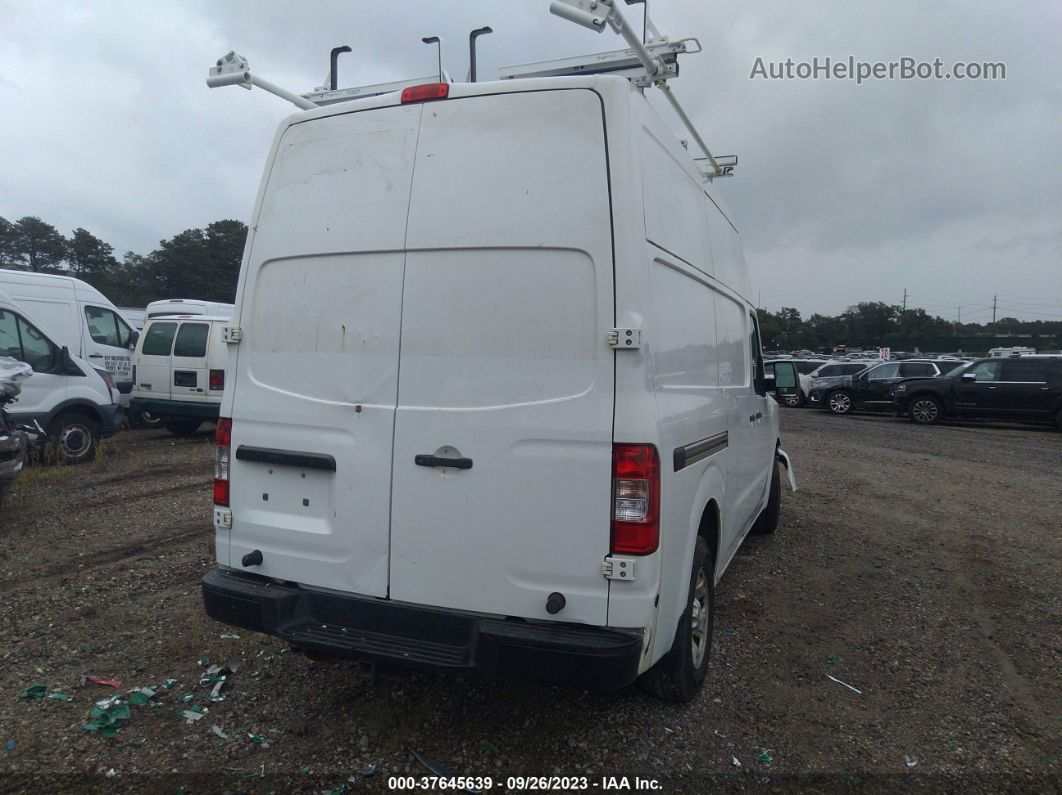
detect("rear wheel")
(782, 391), (806, 408)
(751, 460), (781, 535)
(639, 537), (713, 702)
(164, 420), (202, 437)
(909, 396), (943, 425)
(47, 412), (99, 465)
(827, 390), (853, 415)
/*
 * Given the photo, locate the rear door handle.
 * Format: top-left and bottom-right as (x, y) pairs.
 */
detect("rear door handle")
(415, 455), (473, 470)
(88, 354), (103, 359)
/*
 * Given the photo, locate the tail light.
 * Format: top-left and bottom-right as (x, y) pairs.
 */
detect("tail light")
(97, 368), (115, 390)
(209, 369), (225, 391)
(213, 418), (232, 506)
(401, 82), (449, 104)
(611, 444), (660, 555)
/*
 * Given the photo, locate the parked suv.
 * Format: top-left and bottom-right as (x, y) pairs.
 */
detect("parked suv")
(893, 357), (1062, 428)
(809, 359), (963, 415)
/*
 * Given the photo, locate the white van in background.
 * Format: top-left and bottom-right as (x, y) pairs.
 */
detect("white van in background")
(131, 316), (228, 436)
(145, 299), (234, 320)
(0, 288), (122, 463)
(202, 74), (799, 702)
(0, 270), (138, 403)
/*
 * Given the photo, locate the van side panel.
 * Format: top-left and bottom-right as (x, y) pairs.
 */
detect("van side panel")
(641, 127), (714, 278)
(388, 90), (615, 625)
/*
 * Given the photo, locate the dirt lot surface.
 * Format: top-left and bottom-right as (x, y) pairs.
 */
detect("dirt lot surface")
(0, 412), (1059, 792)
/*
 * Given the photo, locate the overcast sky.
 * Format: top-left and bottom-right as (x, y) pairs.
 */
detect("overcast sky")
(1, 1), (1059, 322)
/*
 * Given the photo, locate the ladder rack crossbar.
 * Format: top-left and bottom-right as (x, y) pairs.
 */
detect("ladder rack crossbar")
(303, 75), (440, 105)
(498, 38), (696, 84)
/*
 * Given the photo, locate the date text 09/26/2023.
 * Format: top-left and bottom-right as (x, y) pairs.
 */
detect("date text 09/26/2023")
(387, 775), (663, 791)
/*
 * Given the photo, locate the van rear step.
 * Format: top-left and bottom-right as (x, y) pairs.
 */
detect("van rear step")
(288, 622), (469, 667)
(202, 569), (642, 691)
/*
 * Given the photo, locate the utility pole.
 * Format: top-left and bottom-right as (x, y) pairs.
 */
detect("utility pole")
(902, 288), (907, 312)
(991, 294), (997, 325)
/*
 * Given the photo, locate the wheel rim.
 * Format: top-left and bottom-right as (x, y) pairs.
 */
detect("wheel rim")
(911, 399), (938, 423)
(829, 393), (851, 413)
(58, 422), (92, 458)
(690, 567), (710, 668)
(783, 394), (800, 407)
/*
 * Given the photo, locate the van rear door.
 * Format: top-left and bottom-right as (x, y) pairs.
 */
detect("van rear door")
(225, 104), (422, 597)
(387, 90), (615, 625)
(136, 321), (177, 401)
(170, 321), (210, 402)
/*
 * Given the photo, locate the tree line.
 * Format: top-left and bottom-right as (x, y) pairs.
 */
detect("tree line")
(1, 215), (1056, 349)
(0, 215), (246, 307)
(757, 302), (1061, 352)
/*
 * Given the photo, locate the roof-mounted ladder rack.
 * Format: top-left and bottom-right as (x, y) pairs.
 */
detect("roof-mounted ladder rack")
(205, 1), (735, 179)
(529, 0), (734, 179)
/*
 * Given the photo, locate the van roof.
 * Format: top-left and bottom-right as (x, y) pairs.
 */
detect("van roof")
(144, 314), (231, 323)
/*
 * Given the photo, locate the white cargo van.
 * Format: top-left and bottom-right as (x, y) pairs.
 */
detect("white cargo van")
(0, 289), (123, 463)
(145, 299), (234, 320)
(0, 270), (138, 402)
(131, 315), (228, 435)
(202, 17), (798, 701)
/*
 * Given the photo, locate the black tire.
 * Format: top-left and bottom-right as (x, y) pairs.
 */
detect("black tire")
(826, 390), (853, 415)
(165, 420), (202, 437)
(1054, 407), (1062, 432)
(782, 391), (806, 408)
(47, 411), (99, 465)
(908, 395), (943, 425)
(638, 537), (713, 702)
(751, 460), (781, 535)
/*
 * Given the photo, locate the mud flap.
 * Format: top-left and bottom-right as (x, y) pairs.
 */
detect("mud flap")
(776, 448), (797, 492)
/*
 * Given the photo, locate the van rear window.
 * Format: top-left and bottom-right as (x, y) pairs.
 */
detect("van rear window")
(174, 323), (209, 358)
(142, 322), (177, 356)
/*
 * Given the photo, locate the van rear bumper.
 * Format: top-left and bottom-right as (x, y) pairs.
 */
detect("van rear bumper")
(130, 398), (220, 421)
(202, 568), (643, 691)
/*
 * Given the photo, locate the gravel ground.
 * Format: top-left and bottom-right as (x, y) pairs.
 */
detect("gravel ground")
(0, 412), (1059, 793)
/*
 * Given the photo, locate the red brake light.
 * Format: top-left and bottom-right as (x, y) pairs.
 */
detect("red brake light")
(213, 418), (232, 507)
(215, 417), (232, 447)
(401, 82), (449, 104)
(611, 444), (660, 555)
(213, 479), (229, 507)
(209, 369), (225, 391)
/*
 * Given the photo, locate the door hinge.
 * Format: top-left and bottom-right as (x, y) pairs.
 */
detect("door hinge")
(602, 555), (638, 581)
(223, 326), (243, 344)
(214, 507), (232, 530)
(607, 328), (642, 349)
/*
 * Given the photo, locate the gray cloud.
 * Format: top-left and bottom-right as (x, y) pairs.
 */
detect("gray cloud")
(0, 0), (1058, 318)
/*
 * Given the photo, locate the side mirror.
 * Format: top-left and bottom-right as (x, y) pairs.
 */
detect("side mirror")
(961, 372), (976, 382)
(57, 345), (78, 375)
(129, 330), (140, 349)
(771, 361), (798, 396)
